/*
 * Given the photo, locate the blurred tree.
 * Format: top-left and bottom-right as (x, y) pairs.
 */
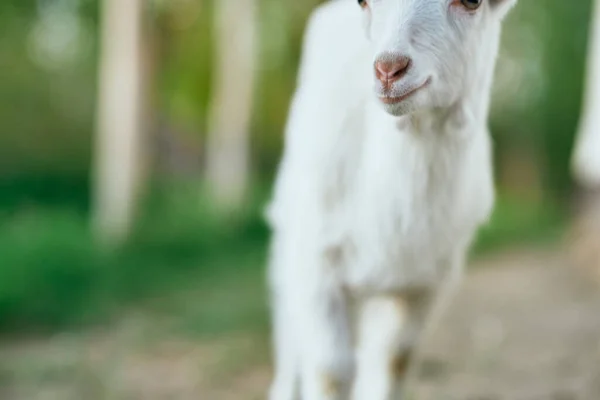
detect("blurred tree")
(573, 0), (600, 188)
(205, 0), (258, 209)
(570, 0), (600, 282)
(92, 0), (148, 244)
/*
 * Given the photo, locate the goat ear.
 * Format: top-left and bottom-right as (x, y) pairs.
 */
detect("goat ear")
(489, 0), (518, 20)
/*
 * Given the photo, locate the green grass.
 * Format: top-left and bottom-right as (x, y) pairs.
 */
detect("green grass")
(0, 184), (270, 333)
(0, 184), (567, 335)
(474, 194), (566, 253)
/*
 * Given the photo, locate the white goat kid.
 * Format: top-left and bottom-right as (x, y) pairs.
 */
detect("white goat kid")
(265, 0), (517, 399)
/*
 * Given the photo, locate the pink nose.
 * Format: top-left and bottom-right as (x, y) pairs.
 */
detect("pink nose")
(375, 56), (411, 86)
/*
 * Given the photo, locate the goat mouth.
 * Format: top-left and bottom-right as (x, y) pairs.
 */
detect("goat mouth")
(379, 78), (431, 105)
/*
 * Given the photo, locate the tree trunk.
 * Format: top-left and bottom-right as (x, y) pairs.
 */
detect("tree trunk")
(572, 0), (600, 188)
(569, 0), (600, 284)
(93, 0), (147, 244)
(205, 0), (258, 209)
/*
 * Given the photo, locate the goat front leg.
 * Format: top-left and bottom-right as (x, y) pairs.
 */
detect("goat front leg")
(294, 271), (354, 400)
(351, 290), (434, 400)
(269, 290), (300, 400)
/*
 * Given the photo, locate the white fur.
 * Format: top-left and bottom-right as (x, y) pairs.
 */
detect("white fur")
(265, 1), (517, 399)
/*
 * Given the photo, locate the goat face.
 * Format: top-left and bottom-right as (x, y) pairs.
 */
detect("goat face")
(358, 0), (517, 116)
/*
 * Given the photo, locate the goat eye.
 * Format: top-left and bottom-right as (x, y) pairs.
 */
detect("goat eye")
(460, 0), (482, 10)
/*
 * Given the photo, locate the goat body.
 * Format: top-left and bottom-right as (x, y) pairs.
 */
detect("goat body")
(266, 1), (515, 399)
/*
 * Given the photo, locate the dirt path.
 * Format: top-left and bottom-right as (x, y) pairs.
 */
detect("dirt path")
(414, 250), (600, 400)
(1, 249), (599, 400)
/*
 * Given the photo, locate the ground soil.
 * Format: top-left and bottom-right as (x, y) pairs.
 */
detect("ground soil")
(1, 248), (599, 400)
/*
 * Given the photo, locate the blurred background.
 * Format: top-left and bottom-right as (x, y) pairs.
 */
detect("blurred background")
(1, 0), (600, 399)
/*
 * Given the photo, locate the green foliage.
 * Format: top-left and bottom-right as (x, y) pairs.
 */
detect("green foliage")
(0, 210), (100, 328)
(489, 0), (593, 199)
(0, 0), (97, 177)
(0, 174), (89, 212)
(475, 194), (566, 254)
(538, 1), (593, 198)
(0, 185), (270, 332)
